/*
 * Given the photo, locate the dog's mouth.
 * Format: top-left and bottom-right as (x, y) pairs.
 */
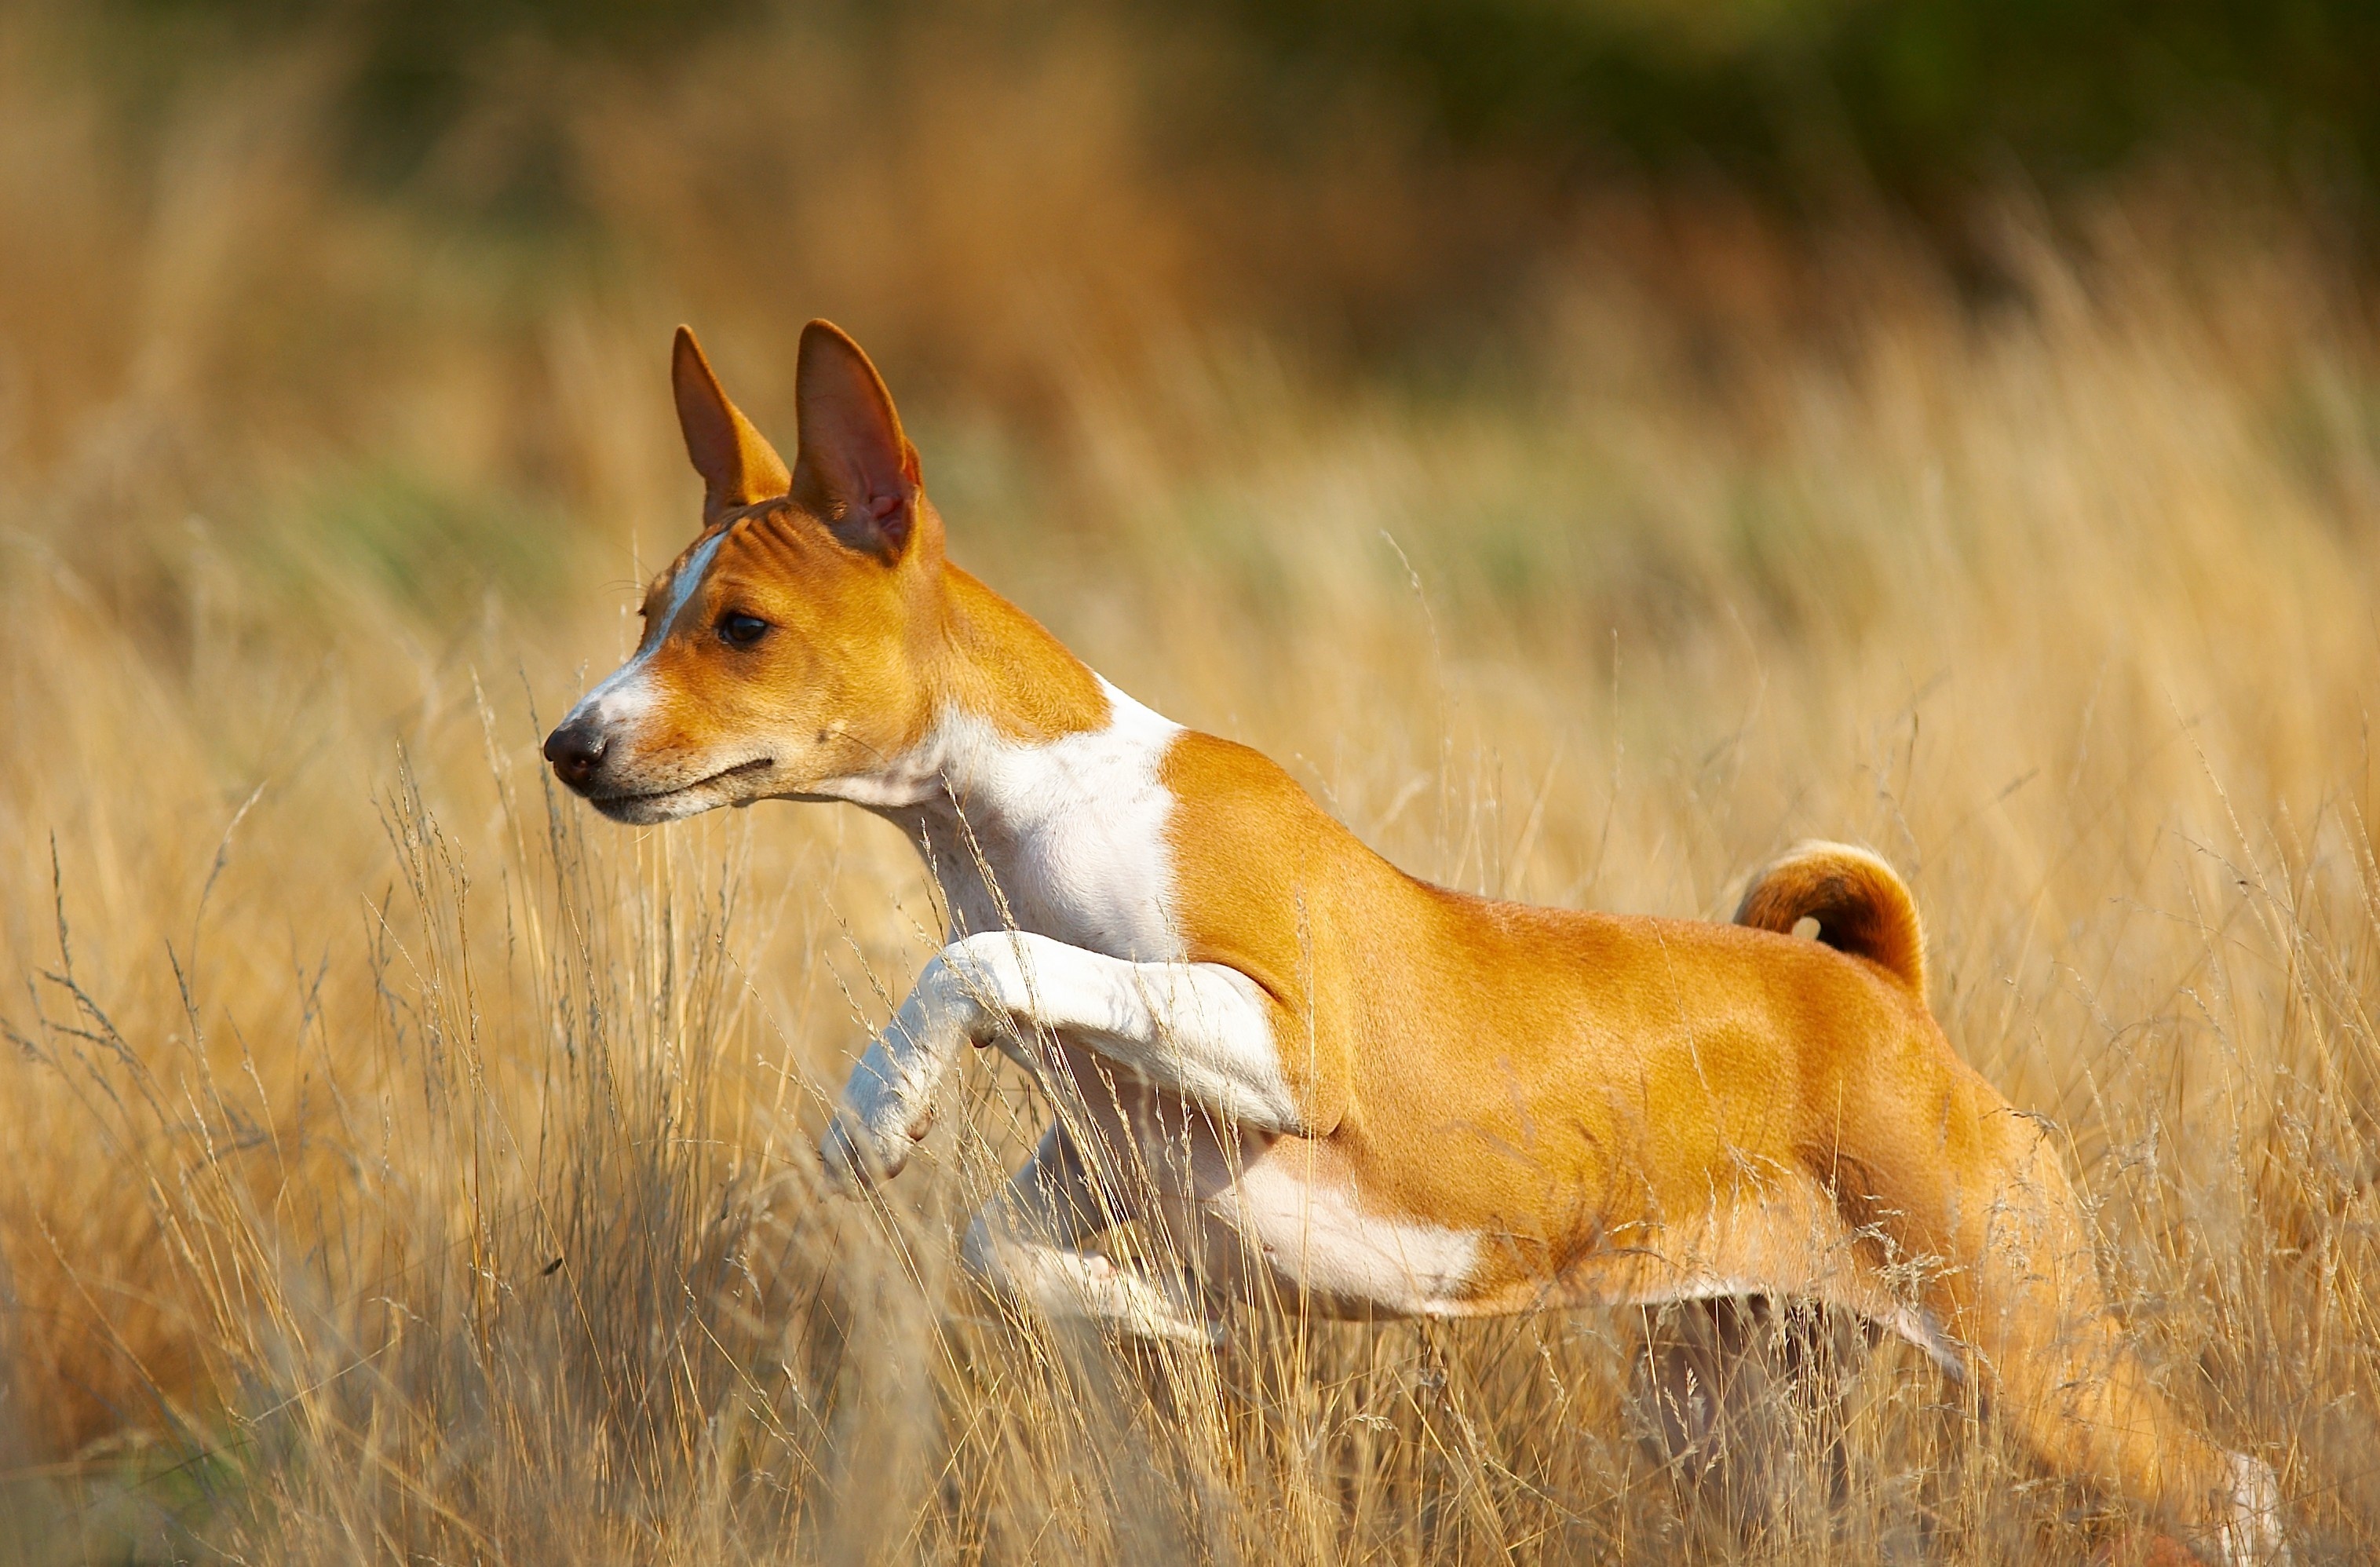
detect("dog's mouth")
(589, 755), (775, 809)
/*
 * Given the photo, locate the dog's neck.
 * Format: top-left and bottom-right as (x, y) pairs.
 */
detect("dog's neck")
(839, 564), (1185, 952)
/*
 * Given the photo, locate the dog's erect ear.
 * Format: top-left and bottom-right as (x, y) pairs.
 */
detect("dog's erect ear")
(790, 320), (924, 564)
(673, 327), (792, 525)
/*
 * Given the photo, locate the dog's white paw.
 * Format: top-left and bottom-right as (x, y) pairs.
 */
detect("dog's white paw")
(818, 1103), (929, 1194)
(1115, 1288), (1226, 1349)
(2220, 1451), (2287, 1566)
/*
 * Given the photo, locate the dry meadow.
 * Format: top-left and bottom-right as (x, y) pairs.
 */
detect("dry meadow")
(3, 11), (2380, 1564)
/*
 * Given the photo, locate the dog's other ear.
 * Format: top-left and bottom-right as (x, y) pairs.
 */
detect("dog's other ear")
(673, 327), (793, 525)
(790, 320), (925, 564)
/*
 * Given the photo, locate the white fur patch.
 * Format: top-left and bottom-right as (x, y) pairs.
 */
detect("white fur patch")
(961, 1207), (1217, 1345)
(871, 678), (1185, 960)
(2224, 1451), (2289, 1565)
(954, 931), (1301, 1130)
(561, 531), (724, 733)
(1213, 1149), (1483, 1312)
(830, 929), (1307, 1182)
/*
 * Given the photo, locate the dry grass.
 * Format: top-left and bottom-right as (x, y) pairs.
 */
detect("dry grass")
(4, 9), (2380, 1563)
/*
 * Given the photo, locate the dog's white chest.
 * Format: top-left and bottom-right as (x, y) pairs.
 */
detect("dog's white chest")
(914, 681), (1185, 961)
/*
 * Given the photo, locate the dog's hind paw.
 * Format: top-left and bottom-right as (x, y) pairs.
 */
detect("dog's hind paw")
(2218, 1452), (2287, 1566)
(1112, 1287), (1225, 1349)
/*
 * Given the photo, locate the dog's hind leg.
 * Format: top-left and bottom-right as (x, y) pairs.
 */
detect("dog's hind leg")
(1953, 1129), (2284, 1563)
(960, 1120), (1217, 1346)
(1838, 1076), (2286, 1563)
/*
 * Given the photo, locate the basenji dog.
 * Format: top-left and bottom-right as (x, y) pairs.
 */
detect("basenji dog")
(544, 321), (2285, 1563)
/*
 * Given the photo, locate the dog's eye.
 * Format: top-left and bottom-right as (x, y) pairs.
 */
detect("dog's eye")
(717, 612), (771, 648)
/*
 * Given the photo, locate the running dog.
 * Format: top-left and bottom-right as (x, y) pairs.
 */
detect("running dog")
(544, 321), (2285, 1563)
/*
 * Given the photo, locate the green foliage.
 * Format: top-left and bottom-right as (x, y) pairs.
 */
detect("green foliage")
(290, 465), (566, 619)
(93, 0), (2380, 219)
(1236, 0), (2380, 214)
(108, 0), (765, 199)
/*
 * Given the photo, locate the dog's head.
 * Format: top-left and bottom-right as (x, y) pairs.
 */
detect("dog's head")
(544, 322), (944, 823)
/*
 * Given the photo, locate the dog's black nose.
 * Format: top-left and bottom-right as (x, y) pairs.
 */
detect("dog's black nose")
(543, 717), (608, 791)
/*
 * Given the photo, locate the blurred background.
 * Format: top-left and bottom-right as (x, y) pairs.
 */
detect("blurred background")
(10, 0), (2378, 493)
(5, 2), (2380, 1562)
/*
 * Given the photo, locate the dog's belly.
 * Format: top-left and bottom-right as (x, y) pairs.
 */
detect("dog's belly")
(1052, 1046), (1922, 1328)
(1194, 1140), (1486, 1316)
(1051, 1048), (1484, 1316)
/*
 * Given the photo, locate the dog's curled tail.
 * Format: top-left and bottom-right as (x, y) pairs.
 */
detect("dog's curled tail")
(1734, 841), (1926, 996)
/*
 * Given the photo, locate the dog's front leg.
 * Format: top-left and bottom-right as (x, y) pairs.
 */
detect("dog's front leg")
(821, 929), (1306, 1191)
(959, 1120), (1217, 1344)
(820, 941), (995, 1189)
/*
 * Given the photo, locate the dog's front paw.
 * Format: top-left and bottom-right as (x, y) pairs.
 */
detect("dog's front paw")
(818, 1102), (931, 1195)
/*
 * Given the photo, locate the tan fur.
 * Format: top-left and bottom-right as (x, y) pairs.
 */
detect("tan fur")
(673, 327), (792, 524)
(610, 325), (1104, 786)
(1735, 839), (1927, 994)
(1164, 732), (2237, 1532)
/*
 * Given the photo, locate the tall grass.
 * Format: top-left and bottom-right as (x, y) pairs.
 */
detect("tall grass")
(3, 11), (2380, 1563)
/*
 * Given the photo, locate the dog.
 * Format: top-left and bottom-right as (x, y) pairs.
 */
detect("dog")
(544, 320), (2285, 1563)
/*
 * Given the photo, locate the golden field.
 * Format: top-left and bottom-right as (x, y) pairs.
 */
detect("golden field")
(2, 9), (2379, 1562)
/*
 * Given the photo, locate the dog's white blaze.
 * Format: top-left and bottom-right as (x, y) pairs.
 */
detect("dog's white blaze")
(562, 531), (725, 732)
(654, 531), (726, 638)
(1214, 1151), (1482, 1311)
